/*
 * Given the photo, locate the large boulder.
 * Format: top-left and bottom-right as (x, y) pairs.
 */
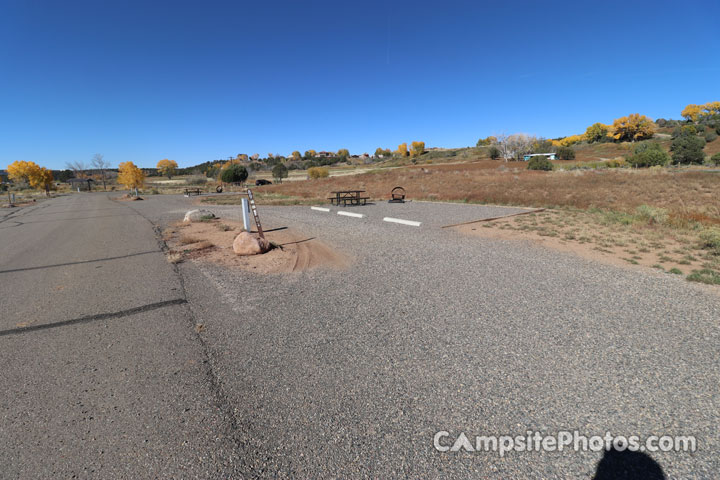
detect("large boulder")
(233, 231), (270, 256)
(183, 209), (216, 222)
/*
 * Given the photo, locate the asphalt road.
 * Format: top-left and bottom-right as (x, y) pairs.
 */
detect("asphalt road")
(0, 194), (241, 478)
(2, 193), (719, 478)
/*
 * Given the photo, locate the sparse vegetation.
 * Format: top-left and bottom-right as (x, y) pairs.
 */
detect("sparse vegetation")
(527, 156), (553, 171)
(308, 166), (330, 179)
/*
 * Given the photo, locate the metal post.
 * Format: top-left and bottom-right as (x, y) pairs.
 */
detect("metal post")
(246, 189), (265, 239)
(241, 198), (251, 232)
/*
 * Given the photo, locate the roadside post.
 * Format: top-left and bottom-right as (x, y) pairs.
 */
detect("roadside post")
(246, 188), (265, 239)
(241, 197), (251, 232)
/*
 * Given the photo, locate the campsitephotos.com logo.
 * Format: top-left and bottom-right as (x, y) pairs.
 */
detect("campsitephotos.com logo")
(433, 430), (697, 457)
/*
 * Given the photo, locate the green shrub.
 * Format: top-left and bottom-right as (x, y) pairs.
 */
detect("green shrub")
(710, 153), (720, 166)
(272, 163), (289, 182)
(672, 125), (697, 138)
(488, 146), (501, 159)
(556, 146), (575, 160)
(308, 166), (330, 179)
(527, 156), (553, 171)
(704, 130), (718, 143)
(699, 228), (720, 255)
(220, 164), (248, 184)
(635, 205), (668, 225)
(626, 149), (670, 168)
(687, 269), (720, 285)
(671, 133), (706, 165)
(633, 141), (663, 154)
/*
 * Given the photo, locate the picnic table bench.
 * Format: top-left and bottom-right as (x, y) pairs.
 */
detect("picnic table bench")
(184, 188), (202, 196)
(328, 190), (370, 206)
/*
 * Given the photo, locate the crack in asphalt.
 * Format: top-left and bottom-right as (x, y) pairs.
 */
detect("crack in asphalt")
(116, 196), (249, 474)
(0, 250), (158, 274)
(0, 298), (187, 337)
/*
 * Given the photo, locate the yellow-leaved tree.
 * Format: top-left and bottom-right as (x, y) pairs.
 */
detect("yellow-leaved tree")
(704, 101), (720, 116)
(610, 114), (656, 142)
(396, 143), (408, 157)
(29, 167), (54, 195)
(337, 149), (350, 159)
(118, 161), (145, 195)
(7, 160), (37, 184)
(551, 134), (585, 147)
(156, 159), (178, 179)
(304, 149), (317, 159)
(681, 104), (703, 122)
(410, 141), (425, 158)
(584, 123), (610, 143)
(7, 160), (54, 195)
(291, 151), (302, 160)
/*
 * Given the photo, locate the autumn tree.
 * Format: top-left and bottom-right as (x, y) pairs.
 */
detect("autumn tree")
(235, 154), (249, 163)
(7, 161), (54, 195)
(291, 151), (302, 160)
(337, 148), (350, 159)
(156, 159), (178, 179)
(410, 141), (425, 158)
(610, 114), (656, 142)
(91, 153), (109, 190)
(304, 149), (317, 159)
(584, 123), (610, 143)
(7, 160), (36, 184)
(118, 161), (145, 195)
(396, 143), (408, 157)
(476, 136), (497, 147)
(681, 104), (703, 122)
(551, 134), (585, 147)
(29, 167), (54, 195)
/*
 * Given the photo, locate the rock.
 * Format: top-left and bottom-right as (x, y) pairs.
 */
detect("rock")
(233, 231), (270, 256)
(183, 209), (216, 222)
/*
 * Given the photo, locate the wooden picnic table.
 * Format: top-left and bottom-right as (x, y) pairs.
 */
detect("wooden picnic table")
(328, 190), (370, 206)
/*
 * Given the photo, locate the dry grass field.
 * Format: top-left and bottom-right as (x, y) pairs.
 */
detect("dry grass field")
(254, 162), (720, 220)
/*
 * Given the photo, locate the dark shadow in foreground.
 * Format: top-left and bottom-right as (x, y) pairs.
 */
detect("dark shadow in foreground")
(593, 447), (666, 480)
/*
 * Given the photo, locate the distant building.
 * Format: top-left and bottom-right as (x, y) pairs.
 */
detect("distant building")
(67, 178), (95, 191)
(523, 153), (556, 161)
(316, 151), (334, 158)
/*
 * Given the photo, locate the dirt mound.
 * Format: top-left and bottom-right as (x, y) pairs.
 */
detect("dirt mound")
(115, 195), (144, 201)
(163, 219), (350, 273)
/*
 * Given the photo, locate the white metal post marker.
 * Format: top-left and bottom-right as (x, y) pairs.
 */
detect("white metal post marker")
(241, 198), (251, 232)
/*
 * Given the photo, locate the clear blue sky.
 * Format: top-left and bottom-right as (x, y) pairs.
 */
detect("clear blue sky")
(1, 0), (719, 170)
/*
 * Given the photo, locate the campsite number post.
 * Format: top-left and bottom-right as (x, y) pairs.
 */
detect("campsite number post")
(246, 188), (265, 239)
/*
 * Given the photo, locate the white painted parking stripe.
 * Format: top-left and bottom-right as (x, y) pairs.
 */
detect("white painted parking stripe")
(311, 206), (330, 212)
(338, 211), (364, 218)
(383, 217), (421, 227)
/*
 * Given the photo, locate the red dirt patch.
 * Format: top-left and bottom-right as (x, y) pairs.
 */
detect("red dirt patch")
(164, 219), (350, 273)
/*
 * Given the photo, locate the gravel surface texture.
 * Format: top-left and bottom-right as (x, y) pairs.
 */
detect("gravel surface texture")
(131, 194), (720, 478)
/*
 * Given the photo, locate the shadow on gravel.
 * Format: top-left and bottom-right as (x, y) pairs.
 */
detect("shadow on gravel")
(0, 250), (158, 274)
(593, 447), (666, 480)
(0, 298), (187, 337)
